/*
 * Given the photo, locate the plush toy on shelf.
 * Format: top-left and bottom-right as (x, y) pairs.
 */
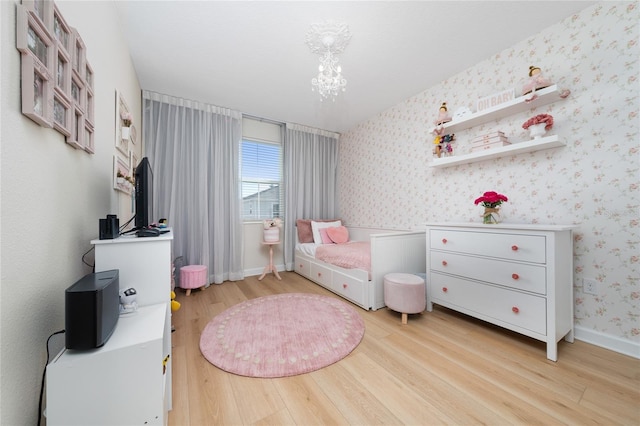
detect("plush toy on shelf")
(522, 65), (553, 101)
(434, 102), (452, 126)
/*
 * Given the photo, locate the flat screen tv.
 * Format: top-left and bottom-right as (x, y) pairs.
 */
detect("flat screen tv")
(134, 157), (153, 230)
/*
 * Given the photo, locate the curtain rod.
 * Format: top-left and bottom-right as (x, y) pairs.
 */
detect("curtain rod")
(242, 114), (284, 126)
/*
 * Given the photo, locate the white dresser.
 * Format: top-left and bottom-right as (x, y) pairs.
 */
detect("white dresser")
(426, 223), (576, 361)
(46, 231), (174, 425)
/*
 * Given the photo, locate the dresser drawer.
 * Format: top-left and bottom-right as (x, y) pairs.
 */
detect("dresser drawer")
(333, 271), (366, 306)
(430, 251), (547, 295)
(430, 229), (546, 263)
(430, 273), (546, 335)
(310, 262), (333, 288)
(294, 256), (310, 278)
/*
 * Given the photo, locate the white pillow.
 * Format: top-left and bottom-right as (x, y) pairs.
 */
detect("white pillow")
(311, 220), (342, 244)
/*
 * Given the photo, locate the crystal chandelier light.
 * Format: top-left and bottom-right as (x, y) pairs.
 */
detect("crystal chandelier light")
(305, 21), (351, 101)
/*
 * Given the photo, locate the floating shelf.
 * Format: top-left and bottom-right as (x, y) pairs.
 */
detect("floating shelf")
(431, 85), (565, 134)
(430, 135), (565, 169)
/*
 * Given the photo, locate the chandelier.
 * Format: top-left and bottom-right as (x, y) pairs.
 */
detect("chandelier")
(305, 21), (352, 101)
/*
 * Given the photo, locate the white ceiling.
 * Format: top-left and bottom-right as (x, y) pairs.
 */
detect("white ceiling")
(114, 1), (595, 133)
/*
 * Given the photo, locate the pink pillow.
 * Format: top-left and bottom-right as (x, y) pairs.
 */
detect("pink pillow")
(296, 219), (314, 243)
(327, 226), (349, 244)
(318, 228), (333, 244)
(296, 219), (342, 243)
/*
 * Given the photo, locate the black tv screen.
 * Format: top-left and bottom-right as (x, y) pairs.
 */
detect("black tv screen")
(134, 157), (153, 230)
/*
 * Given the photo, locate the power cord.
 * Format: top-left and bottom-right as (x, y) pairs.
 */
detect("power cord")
(81, 246), (95, 271)
(38, 329), (65, 426)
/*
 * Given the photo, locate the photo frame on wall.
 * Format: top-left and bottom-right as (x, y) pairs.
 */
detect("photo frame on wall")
(115, 90), (131, 155)
(113, 155), (133, 194)
(16, 0), (95, 154)
(129, 150), (139, 174)
(16, 4), (55, 128)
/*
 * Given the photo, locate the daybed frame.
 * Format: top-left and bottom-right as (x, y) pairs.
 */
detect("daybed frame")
(294, 227), (426, 311)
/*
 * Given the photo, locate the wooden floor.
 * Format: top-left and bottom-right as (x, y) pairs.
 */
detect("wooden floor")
(169, 271), (639, 425)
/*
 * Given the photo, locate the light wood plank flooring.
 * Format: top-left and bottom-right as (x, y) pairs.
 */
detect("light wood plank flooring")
(169, 271), (639, 425)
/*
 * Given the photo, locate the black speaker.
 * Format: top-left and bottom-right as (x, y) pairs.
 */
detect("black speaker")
(99, 215), (119, 240)
(65, 270), (120, 350)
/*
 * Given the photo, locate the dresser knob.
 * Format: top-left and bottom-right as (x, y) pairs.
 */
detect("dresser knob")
(512, 306), (520, 314)
(343, 283), (348, 289)
(512, 245), (519, 251)
(442, 238), (448, 244)
(442, 260), (448, 266)
(512, 273), (520, 280)
(318, 272), (322, 277)
(442, 287), (448, 293)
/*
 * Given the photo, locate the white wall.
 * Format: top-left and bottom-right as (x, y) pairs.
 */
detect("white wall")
(0, 1), (142, 424)
(338, 2), (639, 356)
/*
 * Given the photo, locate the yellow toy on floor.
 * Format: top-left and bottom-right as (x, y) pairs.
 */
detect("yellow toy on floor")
(171, 291), (180, 311)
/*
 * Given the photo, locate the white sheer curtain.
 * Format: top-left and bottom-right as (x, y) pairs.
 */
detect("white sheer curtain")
(142, 91), (244, 284)
(283, 123), (339, 270)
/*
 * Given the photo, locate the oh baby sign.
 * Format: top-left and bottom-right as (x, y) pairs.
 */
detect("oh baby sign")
(476, 88), (515, 112)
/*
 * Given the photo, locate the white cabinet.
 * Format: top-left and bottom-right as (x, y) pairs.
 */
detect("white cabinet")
(426, 223), (576, 361)
(46, 231), (174, 424)
(46, 304), (169, 425)
(430, 85), (568, 168)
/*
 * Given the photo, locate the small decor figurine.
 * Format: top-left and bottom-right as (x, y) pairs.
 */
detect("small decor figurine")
(522, 65), (553, 101)
(119, 287), (138, 314)
(474, 191), (508, 224)
(522, 114), (554, 139)
(434, 102), (452, 126)
(263, 218), (282, 242)
(432, 126), (455, 158)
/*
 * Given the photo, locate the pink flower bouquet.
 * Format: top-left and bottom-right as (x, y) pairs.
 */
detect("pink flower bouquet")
(474, 191), (508, 208)
(475, 191), (508, 224)
(522, 114), (554, 131)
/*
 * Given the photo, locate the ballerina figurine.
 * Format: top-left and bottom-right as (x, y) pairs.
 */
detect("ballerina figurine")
(434, 102), (452, 126)
(522, 65), (553, 101)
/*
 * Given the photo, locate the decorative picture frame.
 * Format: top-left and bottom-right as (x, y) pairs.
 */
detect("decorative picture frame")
(66, 106), (84, 149)
(115, 90), (131, 155)
(129, 149), (139, 173)
(16, 4), (56, 127)
(53, 4), (72, 53)
(22, 0), (54, 31)
(52, 89), (72, 136)
(16, 0), (96, 154)
(20, 54), (54, 128)
(113, 155), (134, 194)
(84, 121), (95, 154)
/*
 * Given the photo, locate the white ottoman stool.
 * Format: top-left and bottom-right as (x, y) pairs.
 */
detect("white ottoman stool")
(384, 273), (426, 324)
(180, 265), (207, 296)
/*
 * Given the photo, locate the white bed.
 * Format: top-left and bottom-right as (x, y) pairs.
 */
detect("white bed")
(294, 226), (426, 311)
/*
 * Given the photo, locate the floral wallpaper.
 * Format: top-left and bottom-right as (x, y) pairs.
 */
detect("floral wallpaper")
(338, 2), (639, 343)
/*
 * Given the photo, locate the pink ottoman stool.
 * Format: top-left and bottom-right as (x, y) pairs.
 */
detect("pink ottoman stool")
(180, 265), (207, 296)
(384, 273), (426, 324)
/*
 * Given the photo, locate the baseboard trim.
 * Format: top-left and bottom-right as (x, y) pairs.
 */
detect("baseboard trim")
(574, 326), (640, 359)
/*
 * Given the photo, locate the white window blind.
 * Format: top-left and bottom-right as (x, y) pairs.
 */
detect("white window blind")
(241, 139), (282, 220)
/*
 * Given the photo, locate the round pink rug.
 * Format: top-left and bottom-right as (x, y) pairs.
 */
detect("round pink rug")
(199, 293), (365, 378)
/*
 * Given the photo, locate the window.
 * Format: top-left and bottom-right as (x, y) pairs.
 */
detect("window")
(241, 139), (282, 220)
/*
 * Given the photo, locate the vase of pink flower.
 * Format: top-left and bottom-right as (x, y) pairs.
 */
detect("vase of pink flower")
(474, 191), (508, 224)
(522, 114), (553, 140)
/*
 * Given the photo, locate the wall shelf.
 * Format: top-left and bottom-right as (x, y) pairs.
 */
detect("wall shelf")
(432, 85), (565, 134)
(430, 135), (564, 169)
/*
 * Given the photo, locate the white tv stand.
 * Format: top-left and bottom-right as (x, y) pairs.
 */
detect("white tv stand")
(46, 231), (174, 425)
(46, 304), (169, 425)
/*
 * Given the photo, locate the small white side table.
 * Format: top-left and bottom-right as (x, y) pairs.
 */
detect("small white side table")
(258, 241), (281, 281)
